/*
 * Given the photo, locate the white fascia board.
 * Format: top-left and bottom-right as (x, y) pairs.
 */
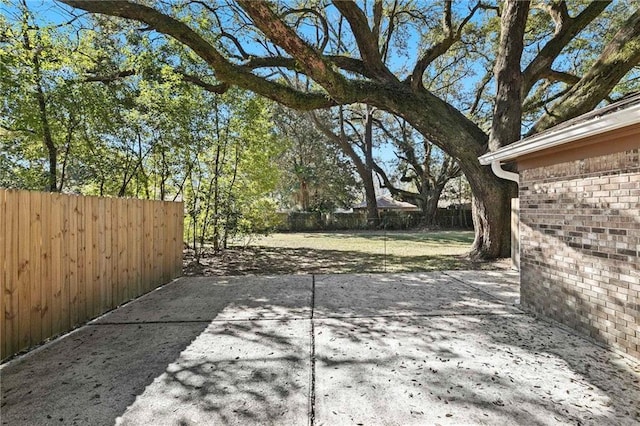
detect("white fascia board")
(478, 103), (640, 165)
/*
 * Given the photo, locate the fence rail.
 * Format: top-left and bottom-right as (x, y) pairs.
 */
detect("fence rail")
(0, 189), (184, 361)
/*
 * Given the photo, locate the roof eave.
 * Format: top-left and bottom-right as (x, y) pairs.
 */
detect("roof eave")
(478, 103), (640, 166)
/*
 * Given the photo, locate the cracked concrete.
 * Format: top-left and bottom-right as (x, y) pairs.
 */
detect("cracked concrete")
(1, 271), (638, 425)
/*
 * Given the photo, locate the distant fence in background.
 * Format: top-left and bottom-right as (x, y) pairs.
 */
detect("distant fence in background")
(0, 189), (184, 361)
(276, 208), (473, 232)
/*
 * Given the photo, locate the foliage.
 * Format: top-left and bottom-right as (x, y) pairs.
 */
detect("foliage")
(55, 0), (640, 259)
(372, 114), (461, 225)
(272, 105), (359, 213)
(0, 3), (284, 256)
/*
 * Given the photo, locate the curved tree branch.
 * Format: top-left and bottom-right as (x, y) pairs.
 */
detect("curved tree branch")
(84, 68), (230, 94)
(530, 7), (640, 133)
(332, 1), (395, 82)
(61, 0), (335, 110)
(522, 1), (610, 97)
(281, 6), (329, 52)
(409, 1), (480, 90)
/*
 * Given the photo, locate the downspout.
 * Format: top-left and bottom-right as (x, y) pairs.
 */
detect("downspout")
(490, 161), (519, 184)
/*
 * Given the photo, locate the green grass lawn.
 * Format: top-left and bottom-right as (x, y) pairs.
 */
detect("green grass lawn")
(257, 230), (474, 256)
(184, 230), (509, 276)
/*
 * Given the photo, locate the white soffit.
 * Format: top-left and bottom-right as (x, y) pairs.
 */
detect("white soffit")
(478, 102), (640, 166)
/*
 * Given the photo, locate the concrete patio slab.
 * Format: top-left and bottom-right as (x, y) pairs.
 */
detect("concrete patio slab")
(444, 270), (520, 304)
(93, 275), (312, 323)
(116, 319), (310, 425)
(1, 322), (209, 425)
(2, 270), (638, 426)
(314, 314), (640, 425)
(314, 272), (520, 318)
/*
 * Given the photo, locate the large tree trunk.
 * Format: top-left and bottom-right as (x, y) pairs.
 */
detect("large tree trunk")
(466, 166), (515, 259)
(420, 187), (444, 227)
(463, 0), (529, 259)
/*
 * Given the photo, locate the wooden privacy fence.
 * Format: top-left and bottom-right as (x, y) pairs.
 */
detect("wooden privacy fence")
(0, 189), (184, 361)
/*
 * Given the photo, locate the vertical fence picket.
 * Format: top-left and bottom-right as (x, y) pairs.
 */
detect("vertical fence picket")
(177, 203), (184, 278)
(142, 201), (153, 292)
(104, 199), (113, 311)
(50, 193), (63, 337)
(134, 199), (142, 295)
(17, 191), (31, 350)
(60, 194), (70, 332)
(76, 195), (87, 324)
(153, 201), (161, 287)
(68, 196), (79, 328)
(126, 199), (135, 301)
(40, 192), (52, 340)
(110, 198), (119, 308)
(8, 190), (19, 357)
(29, 192), (42, 346)
(117, 198), (128, 305)
(84, 197), (99, 319)
(4, 191), (19, 358)
(161, 202), (168, 283)
(0, 190), (6, 359)
(96, 197), (107, 315)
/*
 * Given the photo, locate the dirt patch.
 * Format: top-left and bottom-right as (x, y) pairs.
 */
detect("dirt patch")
(183, 246), (511, 276)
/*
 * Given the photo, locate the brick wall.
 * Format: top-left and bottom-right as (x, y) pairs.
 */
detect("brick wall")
(519, 149), (640, 359)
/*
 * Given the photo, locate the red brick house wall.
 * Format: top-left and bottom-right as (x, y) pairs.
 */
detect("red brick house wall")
(519, 149), (639, 359)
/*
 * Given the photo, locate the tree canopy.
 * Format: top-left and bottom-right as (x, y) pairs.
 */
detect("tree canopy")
(55, 0), (640, 259)
(8, 0), (640, 259)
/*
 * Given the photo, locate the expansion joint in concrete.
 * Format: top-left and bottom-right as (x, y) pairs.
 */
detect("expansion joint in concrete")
(309, 274), (317, 426)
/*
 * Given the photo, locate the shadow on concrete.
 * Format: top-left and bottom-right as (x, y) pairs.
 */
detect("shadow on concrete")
(115, 319), (310, 425)
(1, 272), (638, 425)
(0, 277), (312, 426)
(0, 322), (210, 425)
(311, 273), (640, 425)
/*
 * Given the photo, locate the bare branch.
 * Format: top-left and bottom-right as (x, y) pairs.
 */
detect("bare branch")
(61, 0), (335, 110)
(542, 69), (580, 85)
(380, 0), (399, 62)
(531, 7), (640, 133)
(220, 31), (249, 59)
(332, 1), (395, 81)
(83, 69), (135, 82)
(409, 2), (480, 90)
(522, 1), (610, 97)
(0, 124), (37, 135)
(243, 54), (372, 78)
(469, 70), (492, 115)
(281, 6), (329, 52)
